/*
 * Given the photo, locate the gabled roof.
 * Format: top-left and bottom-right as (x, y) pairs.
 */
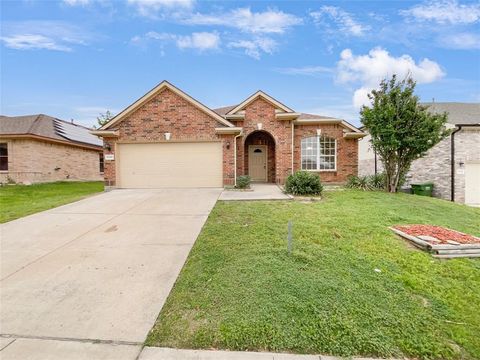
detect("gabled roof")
(0, 114), (102, 148)
(422, 102), (480, 125)
(226, 90), (295, 115)
(100, 80), (235, 130)
(213, 106), (363, 133)
(213, 105), (237, 116)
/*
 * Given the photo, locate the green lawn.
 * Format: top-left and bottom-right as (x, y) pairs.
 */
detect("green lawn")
(0, 181), (104, 223)
(147, 190), (480, 359)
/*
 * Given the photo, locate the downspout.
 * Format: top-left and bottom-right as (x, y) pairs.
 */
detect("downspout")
(374, 150), (378, 175)
(450, 125), (462, 202)
(291, 120), (295, 175)
(233, 131), (243, 187)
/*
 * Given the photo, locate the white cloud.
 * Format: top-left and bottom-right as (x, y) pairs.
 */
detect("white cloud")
(0, 34), (72, 51)
(0, 21), (90, 52)
(336, 47), (445, 107)
(228, 37), (276, 59)
(176, 32), (220, 50)
(63, 0), (91, 5)
(128, 0), (195, 17)
(140, 31), (220, 51)
(439, 32), (480, 49)
(401, 0), (480, 24)
(310, 6), (369, 36)
(274, 66), (333, 77)
(183, 8), (302, 34)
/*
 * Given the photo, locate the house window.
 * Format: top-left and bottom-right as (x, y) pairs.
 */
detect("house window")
(99, 153), (104, 173)
(301, 136), (336, 171)
(0, 143), (8, 171)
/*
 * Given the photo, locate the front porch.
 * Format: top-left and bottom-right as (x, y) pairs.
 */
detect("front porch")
(243, 130), (276, 183)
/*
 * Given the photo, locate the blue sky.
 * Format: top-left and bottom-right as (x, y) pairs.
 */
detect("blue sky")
(1, 0), (479, 127)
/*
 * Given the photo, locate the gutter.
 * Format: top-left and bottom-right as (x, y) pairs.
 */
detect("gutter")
(450, 123), (480, 202)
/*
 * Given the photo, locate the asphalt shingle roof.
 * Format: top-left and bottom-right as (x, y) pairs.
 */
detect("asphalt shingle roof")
(422, 102), (480, 125)
(213, 106), (339, 120)
(0, 114), (102, 147)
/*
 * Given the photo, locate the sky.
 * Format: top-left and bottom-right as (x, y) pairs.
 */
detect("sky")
(1, 0), (479, 127)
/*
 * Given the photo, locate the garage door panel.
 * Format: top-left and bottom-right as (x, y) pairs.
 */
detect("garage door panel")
(465, 163), (480, 205)
(118, 143), (222, 188)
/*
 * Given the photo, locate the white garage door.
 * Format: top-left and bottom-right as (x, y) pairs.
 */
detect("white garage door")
(117, 142), (222, 188)
(465, 163), (480, 206)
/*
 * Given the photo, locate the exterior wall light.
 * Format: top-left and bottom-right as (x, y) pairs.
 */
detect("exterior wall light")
(257, 123), (263, 130)
(164, 132), (171, 140)
(226, 141), (231, 149)
(316, 129), (322, 136)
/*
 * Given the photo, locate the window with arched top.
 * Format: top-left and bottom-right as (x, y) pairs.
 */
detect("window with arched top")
(301, 136), (336, 171)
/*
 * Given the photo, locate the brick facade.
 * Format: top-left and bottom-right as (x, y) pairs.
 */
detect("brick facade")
(0, 138), (103, 184)
(293, 124), (358, 183)
(101, 86), (360, 187)
(102, 88), (235, 187)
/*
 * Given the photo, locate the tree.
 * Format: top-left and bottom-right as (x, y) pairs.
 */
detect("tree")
(360, 75), (449, 193)
(97, 110), (114, 127)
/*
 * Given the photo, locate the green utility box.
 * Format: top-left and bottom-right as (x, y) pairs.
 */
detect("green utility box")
(411, 183), (434, 197)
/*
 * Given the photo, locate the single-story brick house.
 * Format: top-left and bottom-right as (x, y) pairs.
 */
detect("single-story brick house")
(0, 114), (104, 184)
(92, 81), (365, 189)
(358, 102), (480, 205)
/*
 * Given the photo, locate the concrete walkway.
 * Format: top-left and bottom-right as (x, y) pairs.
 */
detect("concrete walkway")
(0, 188), (221, 359)
(219, 183), (292, 201)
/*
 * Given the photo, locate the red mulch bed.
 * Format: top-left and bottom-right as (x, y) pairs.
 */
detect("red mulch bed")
(394, 224), (480, 245)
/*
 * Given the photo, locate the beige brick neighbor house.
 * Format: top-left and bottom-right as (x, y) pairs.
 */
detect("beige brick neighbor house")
(92, 81), (365, 189)
(358, 103), (480, 206)
(0, 114), (104, 184)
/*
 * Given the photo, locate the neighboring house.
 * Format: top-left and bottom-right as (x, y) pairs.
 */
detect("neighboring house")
(92, 81), (365, 189)
(358, 102), (480, 205)
(0, 114), (104, 184)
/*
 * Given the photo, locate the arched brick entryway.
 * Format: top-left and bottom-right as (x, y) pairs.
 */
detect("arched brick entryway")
(244, 131), (276, 183)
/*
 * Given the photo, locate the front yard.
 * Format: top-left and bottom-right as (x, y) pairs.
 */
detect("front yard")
(147, 190), (480, 359)
(0, 181), (104, 223)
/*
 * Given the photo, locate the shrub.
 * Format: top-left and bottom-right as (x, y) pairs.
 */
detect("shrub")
(236, 175), (251, 189)
(346, 175), (371, 191)
(285, 171), (323, 195)
(369, 173), (386, 190)
(346, 172), (388, 191)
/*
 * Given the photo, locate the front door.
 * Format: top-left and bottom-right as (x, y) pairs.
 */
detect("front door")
(249, 145), (267, 181)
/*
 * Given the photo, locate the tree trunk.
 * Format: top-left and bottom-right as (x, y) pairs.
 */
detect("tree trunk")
(385, 160), (397, 193)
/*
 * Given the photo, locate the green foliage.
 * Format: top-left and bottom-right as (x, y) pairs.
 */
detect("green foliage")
(360, 75), (449, 192)
(346, 175), (372, 190)
(147, 191), (480, 359)
(0, 181), (104, 223)
(97, 110), (114, 127)
(369, 172), (387, 189)
(285, 171), (323, 195)
(346, 173), (387, 191)
(235, 175), (251, 189)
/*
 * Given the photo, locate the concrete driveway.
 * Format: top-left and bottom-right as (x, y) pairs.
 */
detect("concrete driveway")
(0, 188), (221, 359)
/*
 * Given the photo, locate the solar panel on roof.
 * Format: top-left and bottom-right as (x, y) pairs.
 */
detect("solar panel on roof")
(53, 119), (103, 146)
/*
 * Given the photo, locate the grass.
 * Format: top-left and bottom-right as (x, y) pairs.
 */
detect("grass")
(0, 181), (104, 223)
(146, 190), (480, 359)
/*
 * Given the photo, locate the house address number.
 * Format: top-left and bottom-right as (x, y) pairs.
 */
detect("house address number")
(105, 154), (115, 161)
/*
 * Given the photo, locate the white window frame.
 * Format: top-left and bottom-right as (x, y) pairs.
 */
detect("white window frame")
(301, 136), (337, 172)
